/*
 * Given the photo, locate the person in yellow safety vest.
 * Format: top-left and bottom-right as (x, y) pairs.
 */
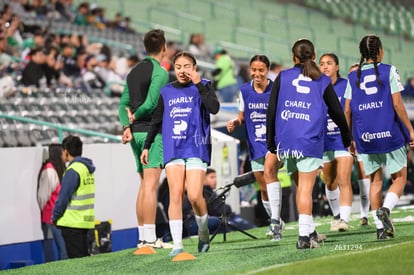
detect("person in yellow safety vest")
(52, 135), (96, 258)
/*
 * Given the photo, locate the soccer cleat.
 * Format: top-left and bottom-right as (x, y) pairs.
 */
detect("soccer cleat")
(310, 230), (326, 243)
(266, 219), (283, 241)
(168, 248), (184, 257)
(376, 207), (395, 238)
(376, 228), (393, 240)
(144, 239), (174, 249)
(296, 236), (310, 249)
(330, 218), (341, 231)
(360, 217), (369, 226)
(198, 239), (210, 253)
(338, 219), (349, 232)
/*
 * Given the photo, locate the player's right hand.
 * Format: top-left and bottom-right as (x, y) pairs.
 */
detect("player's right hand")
(122, 128), (132, 144)
(140, 149), (149, 165)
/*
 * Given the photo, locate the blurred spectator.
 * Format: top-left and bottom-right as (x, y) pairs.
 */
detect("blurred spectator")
(44, 33), (59, 50)
(267, 62), (284, 81)
(121, 16), (135, 34)
(37, 144), (68, 262)
(10, 0), (30, 18)
(81, 54), (105, 91)
(60, 43), (78, 76)
(21, 29), (45, 60)
(0, 22), (19, 70)
(126, 54), (139, 69)
(93, 53), (124, 96)
(44, 45), (62, 88)
(188, 33), (211, 56)
(160, 41), (177, 72)
(0, 32), (17, 97)
(6, 14), (24, 53)
(87, 6), (106, 30)
(109, 12), (121, 29)
(203, 168), (256, 230)
(236, 63), (250, 88)
(1, 3), (13, 21)
(70, 33), (88, 54)
(74, 2), (89, 26)
(212, 47), (239, 102)
(402, 77), (414, 98)
(0, 74), (16, 98)
(45, 0), (62, 20)
(21, 47), (47, 87)
(55, 0), (74, 21)
(32, 0), (48, 19)
(157, 178), (221, 242)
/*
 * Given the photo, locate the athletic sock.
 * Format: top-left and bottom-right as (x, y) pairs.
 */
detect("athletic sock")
(372, 210), (383, 229)
(325, 186), (340, 217)
(143, 224), (156, 243)
(298, 214), (311, 237)
(308, 215), (315, 234)
(267, 182), (281, 221)
(262, 200), (272, 219)
(358, 178), (370, 218)
(195, 214), (209, 242)
(383, 192), (399, 212)
(169, 219), (183, 250)
(339, 206), (352, 223)
(138, 225), (144, 243)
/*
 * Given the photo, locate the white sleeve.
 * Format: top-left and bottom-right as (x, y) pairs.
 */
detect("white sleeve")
(238, 91), (244, 112)
(344, 79), (352, 100)
(389, 65), (404, 94)
(37, 168), (60, 210)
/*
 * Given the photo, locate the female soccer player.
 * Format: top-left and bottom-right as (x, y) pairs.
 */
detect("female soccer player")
(226, 54), (283, 240)
(319, 53), (354, 231)
(141, 51), (220, 256)
(266, 39), (351, 249)
(344, 34), (414, 240)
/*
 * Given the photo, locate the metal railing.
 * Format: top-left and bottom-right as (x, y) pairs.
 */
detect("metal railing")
(0, 113), (121, 143)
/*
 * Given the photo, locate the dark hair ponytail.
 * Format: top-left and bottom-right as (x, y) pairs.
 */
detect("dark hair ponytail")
(292, 39), (322, 80)
(356, 35), (383, 88)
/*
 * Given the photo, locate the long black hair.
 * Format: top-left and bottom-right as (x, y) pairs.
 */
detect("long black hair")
(38, 144), (66, 183)
(356, 34), (383, 88)
(292, 39), (322, 80)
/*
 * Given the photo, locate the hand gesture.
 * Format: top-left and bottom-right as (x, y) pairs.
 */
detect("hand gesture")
(348, 140), (357, 156)
(409, 130), (414, 149)
(226, 119), (237, 133)
(122, 127), (132, 144)
(140, 149), (149, 165)
(184, 69), (201, 84)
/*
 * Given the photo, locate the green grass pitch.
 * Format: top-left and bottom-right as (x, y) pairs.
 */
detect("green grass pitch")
(4, 206), (414, 275)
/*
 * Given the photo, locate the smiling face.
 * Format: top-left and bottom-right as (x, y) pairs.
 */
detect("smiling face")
(250, 60), (269, 87)
(319, 54), (339, 80)
(174, 55), (196, 84)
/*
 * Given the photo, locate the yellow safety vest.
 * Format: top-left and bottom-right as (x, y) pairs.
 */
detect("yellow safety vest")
(57, 162), (95, 229)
